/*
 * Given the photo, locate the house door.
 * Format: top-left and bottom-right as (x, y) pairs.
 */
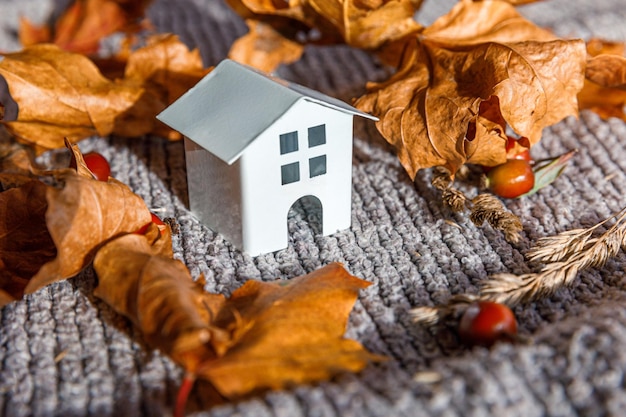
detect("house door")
(287, 195), (323, 237)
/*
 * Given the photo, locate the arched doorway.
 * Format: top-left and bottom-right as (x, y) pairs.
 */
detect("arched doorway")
(287, 195), (323, 237)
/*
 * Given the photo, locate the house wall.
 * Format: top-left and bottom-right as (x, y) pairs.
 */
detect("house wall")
(184, 137), (244, 249)
(239, 100), (354, 256)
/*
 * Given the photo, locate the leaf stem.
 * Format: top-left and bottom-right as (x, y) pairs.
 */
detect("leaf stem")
(175, 372), (196, 417)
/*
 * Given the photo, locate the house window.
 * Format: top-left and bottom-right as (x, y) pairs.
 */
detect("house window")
(308, 125), (326, 148)
(279, 125), (327, 186)
(280, 131), (298, 154)
(309, 155), (327, 178)
(281, 162), (300, 185)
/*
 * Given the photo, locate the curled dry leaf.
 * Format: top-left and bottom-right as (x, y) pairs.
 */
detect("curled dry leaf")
(93, 233), (221, 372)
(24, 171), (152, 294)
(0, 139), (165, 304)
(355, 0), (586, 178)
(93, 236), (381, 400)
(19, 0), (153, 54)
(0, 35), (206, 152)
(226, 0), (424, 71)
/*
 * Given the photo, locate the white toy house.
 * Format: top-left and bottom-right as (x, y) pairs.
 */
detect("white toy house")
(157, 59), (377, 256)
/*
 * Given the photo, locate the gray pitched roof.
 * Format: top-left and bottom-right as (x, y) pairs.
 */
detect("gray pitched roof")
(156, 59), (377, 164)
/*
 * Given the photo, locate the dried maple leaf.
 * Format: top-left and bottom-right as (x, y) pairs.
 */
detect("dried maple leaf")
(226, 0), (424, 71)
(0, 35), (206, 152)
(93, 235), (381, 400)
(19, 0), (153, 54)
(355, 0), (586, 178)
(197, 262), (384, 398)
(578, 39), (626, 121)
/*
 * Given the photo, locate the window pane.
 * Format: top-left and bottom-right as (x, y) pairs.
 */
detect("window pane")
(281, 162), (300, 185)
(308, 125), (326, 148)
(280, 131), (298, 154)
(309, 155), (327, 178)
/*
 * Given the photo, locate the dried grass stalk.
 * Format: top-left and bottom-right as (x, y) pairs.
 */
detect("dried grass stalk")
(412, 207), (626, 325)
(410, 294), (479, 325)
(470, 194), (523, 243)
(482, 207), (626, 305)
(430, 168), (523, 242)
(431, 166), (453, 191)
(441, 188), (467, 212)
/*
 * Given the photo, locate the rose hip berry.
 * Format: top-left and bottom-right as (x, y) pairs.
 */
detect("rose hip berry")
(458, 301), (518, 347)
(486, 159), (535, 198)
(83, 152), (111, 181)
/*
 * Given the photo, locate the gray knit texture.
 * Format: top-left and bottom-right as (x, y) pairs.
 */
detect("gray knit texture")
(1, 0), (626, 416)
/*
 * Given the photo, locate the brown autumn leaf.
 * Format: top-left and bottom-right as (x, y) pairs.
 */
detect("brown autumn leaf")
(585, 54), (626, 89)
(226, 0), (424, 71)
(93, 234), (381, 399)
(0, 180), (56, 306)
(0, 140), (42, 189)
(19, 0), (153, 54)
(0, 35), (205, 152)
(23, 170), (152, 294)
(93, 233), (221, 372)
(578, 39), (626, 121)
(228, 20), (305, 72)
(122, 34), (211, 114)
(0, 138), (171, 304)
(355, 0), (586, 178)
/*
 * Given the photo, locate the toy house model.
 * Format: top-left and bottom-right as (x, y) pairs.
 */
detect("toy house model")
(157, 59), (377, 256)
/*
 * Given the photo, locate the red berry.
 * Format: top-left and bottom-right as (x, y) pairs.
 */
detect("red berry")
(487, 159), (535, 198)
(504, 136), (532, 161)
(83, 152), (111, 181)
(510, 148), (531, 161)
(135, 212), (166, 235)
(458, 301), (518, 347)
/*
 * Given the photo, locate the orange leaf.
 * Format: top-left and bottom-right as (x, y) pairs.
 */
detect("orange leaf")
(24, 169), (152, 294)
(228, 20), (305, 72)
(93, 236), (382, 400)
(355, 0), (586, 177)
(578, 39), (626, 121)
(0, 44), (145, 151)
(19, 0), (153, 54)
(123, 34), (211, 105)
(226, 0), (424, 71)
(18, 17), (52, 46)
(197, 263), (384, 398)
(585, 54), (626, 90)
(0, 36), (205, 152)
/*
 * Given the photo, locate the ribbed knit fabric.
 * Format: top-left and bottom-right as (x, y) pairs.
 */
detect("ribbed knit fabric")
(1, 0), (626, 416)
